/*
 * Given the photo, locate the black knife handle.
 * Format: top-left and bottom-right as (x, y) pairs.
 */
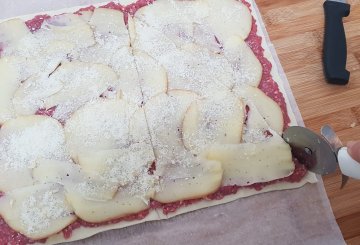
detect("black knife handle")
(323, 1), (350, 85)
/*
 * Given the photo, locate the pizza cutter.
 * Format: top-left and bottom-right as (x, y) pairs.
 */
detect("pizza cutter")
(282, 125), (360, 188)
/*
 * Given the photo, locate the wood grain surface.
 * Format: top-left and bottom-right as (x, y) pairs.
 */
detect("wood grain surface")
(256, 0), (360, 243)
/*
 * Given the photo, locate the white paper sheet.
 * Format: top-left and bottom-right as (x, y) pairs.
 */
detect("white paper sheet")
(0, 0), (346, 244)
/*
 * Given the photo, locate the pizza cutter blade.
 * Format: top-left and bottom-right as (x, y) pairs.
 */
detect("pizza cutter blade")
(283, 125), (360, 189)
(282, 126), (339, 176)
(321, 125), (349, 188)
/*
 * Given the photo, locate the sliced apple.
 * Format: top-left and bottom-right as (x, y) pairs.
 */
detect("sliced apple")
(64, 99), (137, 162)
(234, 85), (284, 134)
(77, 143), (154, 186)
(205, 0), (252, 42)
(182, 92), (244, 155)
(134, 50), (168, 102)
(0, 18), (30, 49)
(65, 182), (155, 223)
(0, 183), (76, 240)
(144, 90), (199, 158)
(0, 116), (68, 180)
(203, 133), (295, 186)
(154, 157), (223, 203)
(223, 36), (262, 87)
(43, 61), (117, 121)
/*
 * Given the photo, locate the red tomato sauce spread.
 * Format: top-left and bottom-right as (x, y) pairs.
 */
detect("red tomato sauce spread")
(0, 1), (307, 244)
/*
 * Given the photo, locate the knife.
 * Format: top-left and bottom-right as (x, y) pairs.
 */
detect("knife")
(323, 0), (351, 85)
(283, 125), (360, 188)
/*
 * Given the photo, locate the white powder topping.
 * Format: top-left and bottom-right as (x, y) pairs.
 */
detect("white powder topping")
(125, 171), (158, 198)
(102, 144), (153, 185)
(13, 74), (62, 116)
(133, 21), (235, 96)
(73, 179), (118, 201)
(0, 117), (69, 170)
(242, 128), (269, 144)
(144, 92), (201, 170)
(79, 33), (124, 66)
(74, 143), (157, 201)
(20, 187), (73, 235)
(64, 100), (137, 157)
(183, 95), (242, 153)
(45, 62), (117, 121)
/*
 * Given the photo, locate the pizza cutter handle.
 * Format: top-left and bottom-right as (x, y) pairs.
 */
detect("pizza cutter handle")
(338, 147), (360, 179)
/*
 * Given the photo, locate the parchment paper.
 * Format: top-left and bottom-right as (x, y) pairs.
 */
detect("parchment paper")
(0, 0), (346, 244)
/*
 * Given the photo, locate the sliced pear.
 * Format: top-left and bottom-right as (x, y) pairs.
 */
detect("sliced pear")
(64, 99), (137, 162)
(78, 36), (122, 66)
(0, 183), (76, 240)
(89, 8), (128, 40)
(0, 57), (25, 124)
(154, 157), (223, 203)
(144, 90), (199, 157)
(203, 133), (295, 186)
(0, 116), (68, 177)
(182, 92), (244, 155)
(224, 37), (262, 87)
(43, 61), (117, 121)
(0, 168), (33, 192)
(0, 18), (30, 48)
(69, 178), (119, 202)
(40, 13), (95, 48)
(205, 0), (252, 42)
(193, 22), (222, 53)
(110, 47), (143, 105)
(65, 183), (155, 223)
(163, 45), (234, 96)
(242, 101), (272, 143)
(32, 158), (117, 201)
(13, 74), (62, 116)
(77, 143), (154, 186)
(135, 0), (209, 27)
(131, 19), (178, 59)
(129, 108), (153, 144)
(234, 85), (284, 134)
(78, 11), (93, 22)
(33, 159), (82, 186)
(134, 50), (168, 102)
(161, 22), (194, 48)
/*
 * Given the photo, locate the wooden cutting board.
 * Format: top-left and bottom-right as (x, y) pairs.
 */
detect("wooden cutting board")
(256, 0), (360, 243)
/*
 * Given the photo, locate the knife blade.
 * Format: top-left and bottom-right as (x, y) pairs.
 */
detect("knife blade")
(323, 0), (351, 85)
